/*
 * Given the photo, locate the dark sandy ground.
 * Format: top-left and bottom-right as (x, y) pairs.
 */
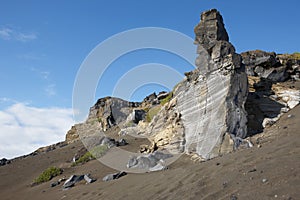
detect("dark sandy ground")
(0, 95), (299, 200)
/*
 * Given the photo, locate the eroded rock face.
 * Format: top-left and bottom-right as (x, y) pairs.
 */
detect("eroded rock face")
(65, 97), (140, 144)
(140, 9), (248, 159)
(88, 97), (140, 131)
(241, 50), (300, 82)
(173, 9), (248, 159)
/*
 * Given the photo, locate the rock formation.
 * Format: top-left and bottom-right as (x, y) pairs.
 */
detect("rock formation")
(174, 9), (248, 159)
(241, 50), (300, 82)
(63, 9), (299, 164)
(65, 97), (140, 143)
(246, 76), (300, 135)
(143, 9), (248, 159)
(65, 9), (249, 161)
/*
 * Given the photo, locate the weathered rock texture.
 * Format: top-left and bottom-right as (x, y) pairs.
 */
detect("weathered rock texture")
(63, 9), (299, 164)
(246, 76), (300, 135)
(88, 97), (140, 131)
(142, 9), (248, 159)
(241, 50), (300, 82)
(66, 97), (140, 143)
(174, 9), (248, 159)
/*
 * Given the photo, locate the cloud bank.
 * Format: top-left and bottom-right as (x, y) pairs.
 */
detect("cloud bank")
(0, 103), (74, 159)
(0, 27), (37, 42)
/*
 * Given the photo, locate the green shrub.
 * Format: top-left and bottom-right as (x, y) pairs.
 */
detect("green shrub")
(160, 92), (173, 106)
(34, 166), (62, 184)
(146, 106), (161, 122)
(90, 145), (108, 158)
(72, 151), (95, 166)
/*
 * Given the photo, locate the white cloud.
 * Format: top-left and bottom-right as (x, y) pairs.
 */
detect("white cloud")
(0, 28), (13, 40)
(16, 32), (37, 42)
(0, 27), (37, 42)
(0, 97), (17, 103)
(30, 67), (50, 80)
(0, 103), (74, 159)
(45, 84), (56, 96)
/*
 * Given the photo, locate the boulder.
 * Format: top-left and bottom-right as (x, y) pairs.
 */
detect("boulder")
(63, 175), (84, 188)
(63, 174), (95, 188)
(126, 109), (146, 124)
(0, 158), (10, 166)
(102, 171), (127, 182)
(127, 151), (172, 171)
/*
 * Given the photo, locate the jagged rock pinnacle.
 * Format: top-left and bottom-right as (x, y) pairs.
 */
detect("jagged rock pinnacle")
(194, 9), (229, 53)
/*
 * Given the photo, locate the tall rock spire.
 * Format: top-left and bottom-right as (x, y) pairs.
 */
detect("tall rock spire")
(194, 9), (229, 52)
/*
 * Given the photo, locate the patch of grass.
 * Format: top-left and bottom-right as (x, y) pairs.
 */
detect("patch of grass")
(146, 106), (161, 122)
(160, 92), (173, 106)
(90, 145), (108, 158)
(72, 151), (95, 166)
(289, 52), (300, 60)
(34, 166), (62, 184)
(280, 52), (300, 60)
(124, 121), (135, 128)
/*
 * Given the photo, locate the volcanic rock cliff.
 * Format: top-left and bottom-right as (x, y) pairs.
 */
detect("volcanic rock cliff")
(65, 9), (300, 161)
(146, 9), (248, 159)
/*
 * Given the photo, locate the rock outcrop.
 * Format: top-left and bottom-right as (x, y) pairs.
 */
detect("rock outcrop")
(65, 97), (140, 143)
(246, 76), (300, 135)
(138, 9), (248, 159)
(63, 9), (299, 165)
(173, 9), (248, 159)
(241, 50), (300, 82)
(88, 97), (140, 131)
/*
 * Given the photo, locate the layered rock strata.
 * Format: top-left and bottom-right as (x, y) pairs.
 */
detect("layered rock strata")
(172, 9), (248, 159)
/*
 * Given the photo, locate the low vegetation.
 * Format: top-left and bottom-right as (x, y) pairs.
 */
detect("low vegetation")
(34, 166), (62, 184)
(279, 52), (300, 60)
(72, 152), (95, 166)
(288, 52), (300, 60)
(72, 145), (108, 166)
(146, 106), (161, 122)
(160, 92), (173, 106)
(90, 145), (108, 158)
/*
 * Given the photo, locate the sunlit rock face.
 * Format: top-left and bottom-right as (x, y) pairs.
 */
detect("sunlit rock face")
(174, 9), (248, 159)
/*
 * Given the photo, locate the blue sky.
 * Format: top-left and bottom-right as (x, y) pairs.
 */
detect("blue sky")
(0, 0), (299, 158)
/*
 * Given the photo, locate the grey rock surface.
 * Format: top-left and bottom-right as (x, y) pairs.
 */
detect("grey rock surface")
(0, 158), (10, 166)
(88, 97), (140, 131)
(102, 171), (127, 182)
(240, 50), (299, 82)
(127, 151), (172, 171)
(172, 9), (248, 159)
(63, 174), (95, 188)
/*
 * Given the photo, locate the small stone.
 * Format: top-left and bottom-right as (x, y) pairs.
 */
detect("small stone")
(103, 171), (127, 182)
(262, 178), (268, 183)
(248, 168), (257, 173)
(50, 181), (60, 187)
(257, 144), (262, 148)
(287, 114), (293, 118)
(230, 194), (238, 200)
(84, 174), (96, 183)
(274, 195), (278, 198)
